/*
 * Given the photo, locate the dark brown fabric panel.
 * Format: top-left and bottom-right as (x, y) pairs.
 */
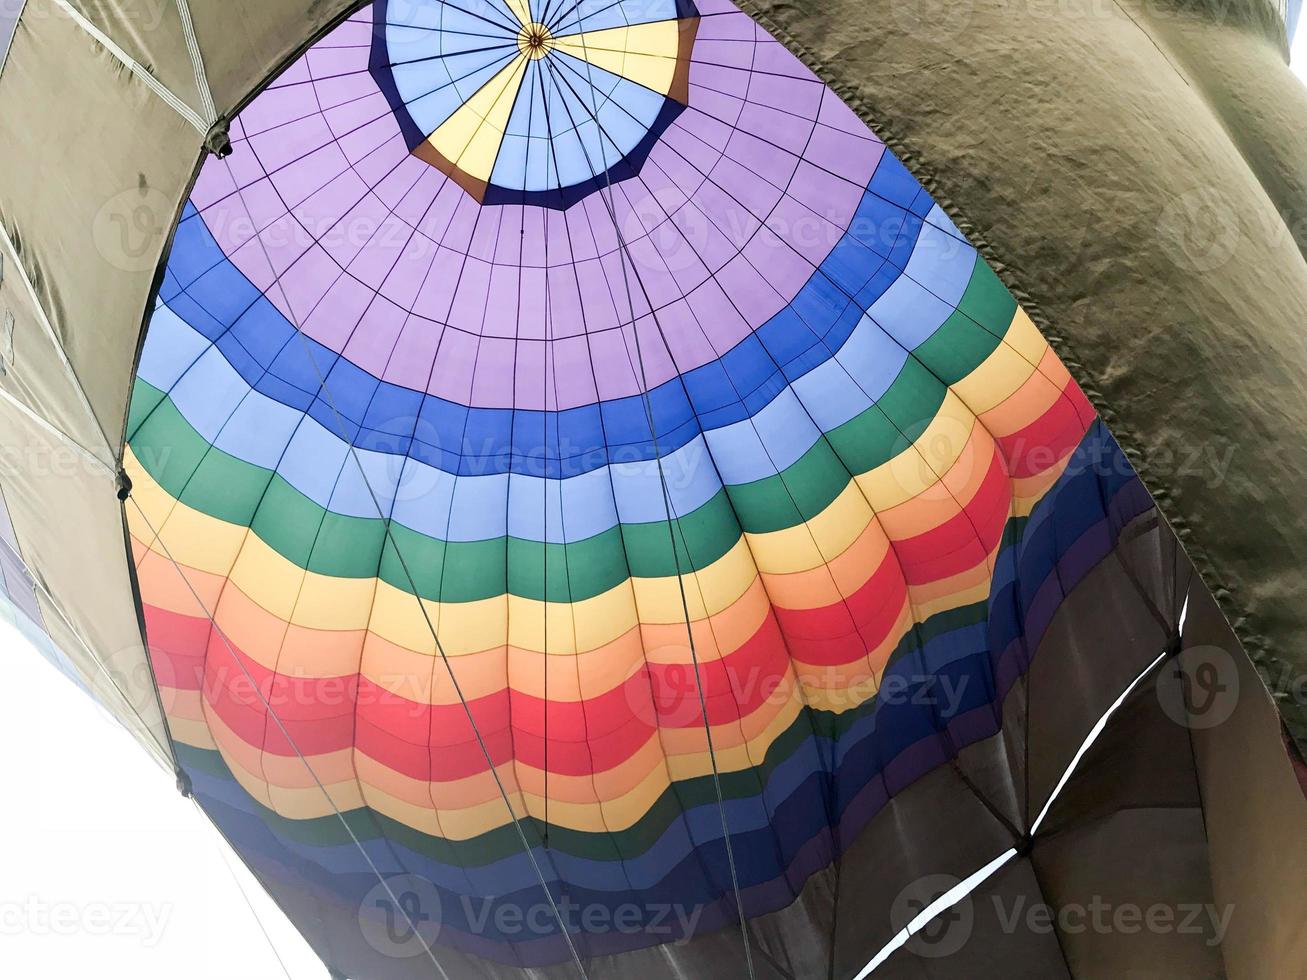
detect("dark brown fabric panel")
(826, 760), (1015, 979)
(1033, 808), (1223, 979)
(878, 565), (1307, 979)
(1183, 582), (1307, 978)
(880, 666), (1226, 979)
(1029, 664), (1224, 979)
(873, 857), (1072, 979)
(1032, 675), (1205, 842)
(1022, 544), (1174, 830)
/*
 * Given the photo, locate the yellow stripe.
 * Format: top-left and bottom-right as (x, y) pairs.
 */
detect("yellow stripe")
(1005, 307), (1049, 364)
(126, 304), (1068, 659)
(855, 391), (977, 511)
(502, 0), (532, 26)
(953, 329), (1041, 414)
(553, 20), (682, 97)
(126, 461), (1008, 657)
(746, 481), (872, 574)
(426, 53), (528, 185)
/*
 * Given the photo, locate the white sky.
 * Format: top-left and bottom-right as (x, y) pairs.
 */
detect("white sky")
(0, 624), (323, 978)
(0, 28), (1304, 980)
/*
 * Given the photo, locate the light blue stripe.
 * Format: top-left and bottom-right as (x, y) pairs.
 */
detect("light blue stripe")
(142, 297), (929, 534)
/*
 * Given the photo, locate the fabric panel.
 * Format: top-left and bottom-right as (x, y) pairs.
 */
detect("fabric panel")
(735, 0), (1307, 754)
(1184, 582), (1307, 977)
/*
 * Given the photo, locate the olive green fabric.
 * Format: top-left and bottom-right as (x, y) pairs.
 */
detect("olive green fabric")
(736, 0), (1307, 751)
(0, 0), (365, 772)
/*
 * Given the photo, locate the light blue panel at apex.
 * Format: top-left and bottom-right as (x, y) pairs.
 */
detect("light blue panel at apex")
(498, 50), (665, 191)
(549, 0), (684, 35)
(390, 45), (520, 137)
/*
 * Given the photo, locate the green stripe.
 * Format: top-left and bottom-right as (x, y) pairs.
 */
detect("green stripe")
(128, 275), (1016, 603)
(913, 261), (1014, 385)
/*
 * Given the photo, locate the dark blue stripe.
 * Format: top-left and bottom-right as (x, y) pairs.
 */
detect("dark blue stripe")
(158, 179), (924, 478)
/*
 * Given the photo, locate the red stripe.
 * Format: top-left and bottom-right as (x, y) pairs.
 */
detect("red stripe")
(773, 553), (908, 666)
(895, 453), (1009, 584)
(998, 382), (1091, 479)
(145, 601), (806, 778)
(139, 409), (1090, 780)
